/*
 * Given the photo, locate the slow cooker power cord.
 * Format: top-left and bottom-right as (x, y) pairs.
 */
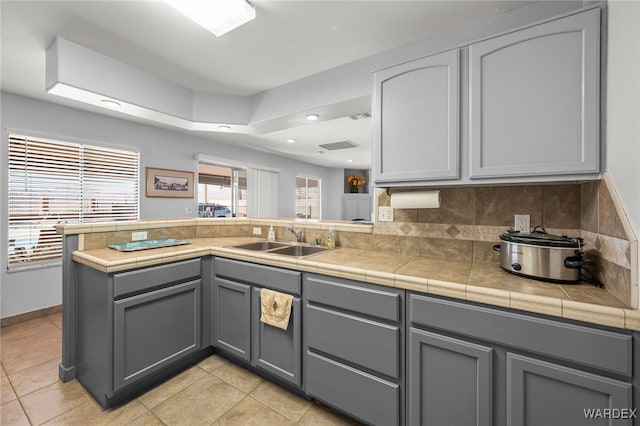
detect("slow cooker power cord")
(580, 266), (605, 288)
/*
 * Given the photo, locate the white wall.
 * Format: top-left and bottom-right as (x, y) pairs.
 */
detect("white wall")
(605, 0), (640, 307)
(0, 92), (342, 318)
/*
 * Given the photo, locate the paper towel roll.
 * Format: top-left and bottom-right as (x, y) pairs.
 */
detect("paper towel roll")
(390, 190), (440, 209)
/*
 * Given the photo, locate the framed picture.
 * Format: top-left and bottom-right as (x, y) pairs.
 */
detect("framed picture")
(146, 167), (194, 198)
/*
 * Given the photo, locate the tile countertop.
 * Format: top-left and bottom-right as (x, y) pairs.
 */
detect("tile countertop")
(72, 236), (640, 332)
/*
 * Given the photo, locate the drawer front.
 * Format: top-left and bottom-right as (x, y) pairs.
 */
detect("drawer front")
(409, 293), (632, 377)
(306, 303), (400, 379)
(214, 257), (301, 295)
(113, 259), (200, 298)
(306, 351), (400, 426)
(304, 273), (402, 322)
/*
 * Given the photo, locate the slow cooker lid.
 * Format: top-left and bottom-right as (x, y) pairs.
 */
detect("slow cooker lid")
(500, 229), (583, 248)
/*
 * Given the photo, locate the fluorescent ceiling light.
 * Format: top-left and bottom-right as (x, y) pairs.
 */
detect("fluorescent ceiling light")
(165, 0), (256, 37)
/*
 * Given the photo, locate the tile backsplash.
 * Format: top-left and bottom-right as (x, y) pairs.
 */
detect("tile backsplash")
(374, 175), (637, 308)
(78, 175), (637, 308)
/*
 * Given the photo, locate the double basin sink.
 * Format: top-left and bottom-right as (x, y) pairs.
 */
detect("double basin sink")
(231, 241), (330, 257)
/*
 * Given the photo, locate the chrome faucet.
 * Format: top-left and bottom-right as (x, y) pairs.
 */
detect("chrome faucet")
(288, 225), (303, 243)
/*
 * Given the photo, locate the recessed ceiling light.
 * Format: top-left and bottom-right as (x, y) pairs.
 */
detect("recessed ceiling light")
(347, 159), (353, 163)
(100, 99), (121, 109)
(218, 125), (231, 131)
(306, 114), (320, 121)
(287, 138), (297, 143)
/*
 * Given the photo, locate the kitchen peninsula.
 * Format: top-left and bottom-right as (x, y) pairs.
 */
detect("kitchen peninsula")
(58, 217), (640, 426)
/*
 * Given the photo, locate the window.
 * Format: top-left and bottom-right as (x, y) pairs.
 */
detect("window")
(8, 134), (139, 270)
(296, 176), (321, 219)
(198, 164), (247, 218)
(196, 154), (280, 218)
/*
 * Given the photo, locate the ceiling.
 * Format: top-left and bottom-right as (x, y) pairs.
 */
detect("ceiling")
(1, 0), (533, 169)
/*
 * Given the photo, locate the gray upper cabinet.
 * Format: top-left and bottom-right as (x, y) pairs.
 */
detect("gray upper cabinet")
(374, 49), (460, 183)
(469, 8), (600, 179)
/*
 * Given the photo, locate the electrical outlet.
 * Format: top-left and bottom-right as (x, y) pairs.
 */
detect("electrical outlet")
(378, 206), (394, 222)
(184, 207), (193, 215)
(252, 227), (262, 235)
(132, 231), (147, 241)
(514, 214), (530, 234)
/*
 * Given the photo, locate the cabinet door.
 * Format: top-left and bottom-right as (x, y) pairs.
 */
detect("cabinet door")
(408, 327), (493, 426)
(113, 280), (201, 392)
(374, 49), (460, 183)
(213, 277), (251, 362)
(469, 8), (600, 178)
(341, 194), (372, 221)
(507, 353), (633, 426)
(251, 288), (301, 387)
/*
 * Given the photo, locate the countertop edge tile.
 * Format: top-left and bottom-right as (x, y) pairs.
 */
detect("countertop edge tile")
(340, 265), (366, 282)
(562, 299), (626, 329)
(427, 279), (466, 300)
(365, 270), (395, 287)
(510, 292), (563, 318)
(624, 309), (640, 331)
(295, 259), (319, 273)
(466, 285), (510, 308)
(394, 274), (428, 293)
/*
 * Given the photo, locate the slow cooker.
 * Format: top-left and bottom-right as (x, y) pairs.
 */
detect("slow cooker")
(493, 229), (587, 283)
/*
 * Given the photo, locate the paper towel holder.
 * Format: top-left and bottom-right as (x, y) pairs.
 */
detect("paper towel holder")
(387, 189), (441, 209)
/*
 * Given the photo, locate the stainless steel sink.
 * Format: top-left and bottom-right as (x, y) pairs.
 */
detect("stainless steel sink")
(268, 245), (329, 257)
(232, 241), (289, 251)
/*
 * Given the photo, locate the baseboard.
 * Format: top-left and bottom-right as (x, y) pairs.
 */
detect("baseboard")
(1, 305), (62, 328)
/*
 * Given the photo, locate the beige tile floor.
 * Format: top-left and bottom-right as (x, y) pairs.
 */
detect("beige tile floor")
(1, 313), (361, 425)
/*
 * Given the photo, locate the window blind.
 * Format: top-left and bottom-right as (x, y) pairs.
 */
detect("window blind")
(247, 167), (278, 217)
(7, 134), (139, 270)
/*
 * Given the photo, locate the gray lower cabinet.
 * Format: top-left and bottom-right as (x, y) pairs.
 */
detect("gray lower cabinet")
(408, 328), (493, 426)
(75, 258), (203, 408)
(303, 273), (405, 426)
(408, 292), (635, 426)
(113, 279), (201, 392)
(507, 353), (632, 426)
(212, 277), (251, 362)
(212, 257), (302, 389)
(251, 288), (302, 387)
